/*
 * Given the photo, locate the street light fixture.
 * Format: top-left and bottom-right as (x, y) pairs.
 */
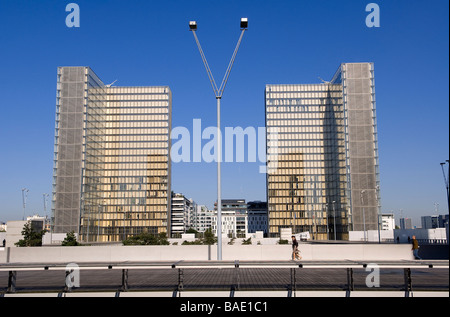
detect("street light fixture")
(189, 21), (197, 31)
(240, 18), (248, 29)
(189, 18), (248, 260)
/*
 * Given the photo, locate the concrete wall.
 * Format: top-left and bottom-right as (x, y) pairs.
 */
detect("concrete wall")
(0, 247), (6, 263)
(5, 221), (26, 248)
(349, 230), (394, 242)
(394, 228), (448, 243)
(1, 243), (414, 264)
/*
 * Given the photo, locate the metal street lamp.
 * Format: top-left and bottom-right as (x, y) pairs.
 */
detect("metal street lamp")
(360, 190), (366, 242)
(43, 193), (49, 231)
(189, 18), (248, 260)
(440, 160), (449, 213)
(332, 201), (337, 241)
(21, 188), (29, 221)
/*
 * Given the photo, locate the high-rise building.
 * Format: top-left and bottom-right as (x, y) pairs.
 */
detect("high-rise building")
(421, 215), (449, 229)
(400, 218), (413, 230)
(265, 63), (380, 240)
(52, 67), (172, 242)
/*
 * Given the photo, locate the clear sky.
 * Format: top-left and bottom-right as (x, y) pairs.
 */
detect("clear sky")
(0, 0), (448, 227)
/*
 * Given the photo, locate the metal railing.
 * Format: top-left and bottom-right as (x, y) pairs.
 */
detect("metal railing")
(1, 260), (448, 297)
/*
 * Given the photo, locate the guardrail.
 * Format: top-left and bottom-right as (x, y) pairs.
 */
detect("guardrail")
(1, 260), (448, 297)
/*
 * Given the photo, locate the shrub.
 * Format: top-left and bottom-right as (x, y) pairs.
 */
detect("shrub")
(123, 232), (169, 245)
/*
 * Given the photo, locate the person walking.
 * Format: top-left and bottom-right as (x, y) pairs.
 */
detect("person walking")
(411, 235), (422, 260)
(291, 235), (301, 261)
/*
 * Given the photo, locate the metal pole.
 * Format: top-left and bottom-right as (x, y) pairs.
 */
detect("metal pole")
(440, 161), (449, 213)
(98, 205), (101, 242)
(361, 190), (366, 242)
(332, 201), (337, 241)
(217, 96), (222, 260)
(375, 185), (381, 244)
(43, 193), (49, 231)
(21, 188), (29, 221)
(190, 20), (247, 260)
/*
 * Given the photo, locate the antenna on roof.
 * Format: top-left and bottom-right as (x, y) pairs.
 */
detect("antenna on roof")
(318, 77), (330, 84)
(106, 80), (118, 87)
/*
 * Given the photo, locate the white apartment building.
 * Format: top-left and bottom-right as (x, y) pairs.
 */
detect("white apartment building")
(212, 210), (248, 239)
(189, 204), (214, 233)
(381, 213), (395, 231)
(171, 193), (194, 237)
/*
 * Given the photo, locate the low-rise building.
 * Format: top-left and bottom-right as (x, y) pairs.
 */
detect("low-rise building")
(247, 201), (268, 235)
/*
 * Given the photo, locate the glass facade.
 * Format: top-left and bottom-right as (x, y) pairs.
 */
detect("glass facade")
(265, 63), (380, 240)
(52, 67), (172, 242)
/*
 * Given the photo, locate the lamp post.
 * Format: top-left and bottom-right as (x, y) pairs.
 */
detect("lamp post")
(21, 188), (29, 221)
(440, 160), (449, 213)
(189, 18), (248, 260)
(375, 185), (381, 244)
(332, 201), (337, 241)
(43, 193), (49, 231)
(360, 190), (366, 242)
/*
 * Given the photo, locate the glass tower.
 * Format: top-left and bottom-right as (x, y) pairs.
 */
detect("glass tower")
(52, 67), (172, 242)
(265, 63), (380, 240)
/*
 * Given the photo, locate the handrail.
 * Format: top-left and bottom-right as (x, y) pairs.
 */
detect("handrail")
(1, 260), (448, 297)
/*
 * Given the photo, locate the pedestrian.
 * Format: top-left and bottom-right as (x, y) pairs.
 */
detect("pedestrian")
(2, 239), (4, 247)
(291, 235), (301, 261)
(396, 236), (400, 244)
(411, 235), (422, 260)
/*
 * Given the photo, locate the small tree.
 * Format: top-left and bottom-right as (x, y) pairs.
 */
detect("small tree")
(202, 228), (217, 245)
(62, 231), (79, 246)
(186, 228), (199, 238)
(15, 222), (47, 247)
(157, 232), (170, 245)
(242, 237), (252, 245)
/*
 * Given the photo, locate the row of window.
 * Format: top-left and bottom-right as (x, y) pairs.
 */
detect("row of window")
(266, 105), (342, 113)
(266, 84), (341, 92)
(267, 113), (344, 120)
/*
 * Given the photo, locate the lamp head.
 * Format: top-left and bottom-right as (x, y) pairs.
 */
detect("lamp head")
(240, 17), (248, 29)
(189, 21), (197, 31)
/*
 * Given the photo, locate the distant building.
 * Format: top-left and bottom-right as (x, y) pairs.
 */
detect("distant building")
(400, 218), (413, 230)
(171, 193), (194, 237)
(381, 213), (395, 231)
(213, 199), (248, 238)
(421, 215), (449, 229)
(189, 205), (213, 233)
(247, 201), (268, 235)
(26, 215), (46, 233)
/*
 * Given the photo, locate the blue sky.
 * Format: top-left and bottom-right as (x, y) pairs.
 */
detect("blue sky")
(0, 0), (448, 227)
